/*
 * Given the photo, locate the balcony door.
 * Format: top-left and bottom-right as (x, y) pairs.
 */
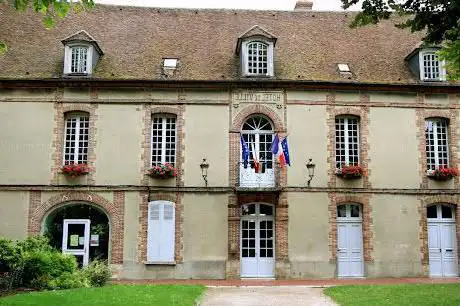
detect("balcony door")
(240, 116), (275, 187)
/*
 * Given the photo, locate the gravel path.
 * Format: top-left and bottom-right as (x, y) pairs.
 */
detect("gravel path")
(198, 286), (338, 306)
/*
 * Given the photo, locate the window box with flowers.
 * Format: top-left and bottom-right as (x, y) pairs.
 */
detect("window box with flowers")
(61, 163), (90, 178)
(148, 163), (177, 179)
(335, 164), (365, 180)
(427, 166), (458, 181)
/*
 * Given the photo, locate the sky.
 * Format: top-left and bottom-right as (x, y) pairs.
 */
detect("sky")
(95, 0), (362, 11)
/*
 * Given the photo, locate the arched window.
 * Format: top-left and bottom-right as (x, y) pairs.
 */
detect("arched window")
(151, 114), (177, 166)
(147, 200), (175, 262)
(63, 112), (90, 165)
(247, 41), (268, 76)
(427, 204), (455, 220)
(335, 115), (360, 168)
(241, 115), (274, 170)
(425, 117), (449, 171)
(337, 203), (362, 219)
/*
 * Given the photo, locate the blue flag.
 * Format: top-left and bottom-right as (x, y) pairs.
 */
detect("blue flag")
(281, 137), (291, 166)
(240, 135), (250, 168)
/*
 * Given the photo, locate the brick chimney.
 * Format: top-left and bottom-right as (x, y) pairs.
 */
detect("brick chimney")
(294, 0), (313, 11)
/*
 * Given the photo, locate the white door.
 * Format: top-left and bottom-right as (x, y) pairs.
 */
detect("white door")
(427, 204), (457, 277)
(240, 116), (275, 188)
(337, 204), (364, 278)
(62, 219), (91, 266)
(241, 204), (275, 278)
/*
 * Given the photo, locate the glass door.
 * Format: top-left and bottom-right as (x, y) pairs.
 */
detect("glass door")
(62, 219), (91, 266)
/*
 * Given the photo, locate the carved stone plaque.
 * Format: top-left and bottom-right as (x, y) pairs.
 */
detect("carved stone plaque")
(233, 90), (283, 105)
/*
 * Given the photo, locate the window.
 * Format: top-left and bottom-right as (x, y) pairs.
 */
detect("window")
(337, 204), (361, 219)
(241, 40), (274, 77)
(63, 113), (89, 165)
(147, 201), (175, 262)
(425, 118), (449, 171)
(335, 116), (360, 168)
(420, 50), (445, 81)
(70, 46), (89, 74)
(151, 115), (176, 166)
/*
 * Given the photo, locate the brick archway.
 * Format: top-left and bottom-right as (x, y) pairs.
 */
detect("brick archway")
(28, 191), (125, 264)
(231, 104), (284, 132)
(419, 195), (460, 275)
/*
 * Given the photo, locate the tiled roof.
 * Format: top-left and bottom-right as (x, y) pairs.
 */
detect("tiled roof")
(0, 3), (446, 83)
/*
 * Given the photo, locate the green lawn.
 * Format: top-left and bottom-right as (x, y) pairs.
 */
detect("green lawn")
(0, 285), (205, 306)
(325, 283), (460, 306)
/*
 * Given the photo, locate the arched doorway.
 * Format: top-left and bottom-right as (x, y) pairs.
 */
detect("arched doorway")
(427, 204), (458, 277)
(337, 203), (364, 278)
(240, 115), (275, 187)
(240, 203), (275, 278)
(43, 203), (110, 267)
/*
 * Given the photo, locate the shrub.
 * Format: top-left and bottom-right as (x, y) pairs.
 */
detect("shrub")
(82, 260), (111, 287)
(48, 271), (90, 290)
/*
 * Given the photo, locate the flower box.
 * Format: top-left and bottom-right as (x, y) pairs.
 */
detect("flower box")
(61, 163), (90, 178)
(427, 167), (458, 181)
(335, 165), (364, 180)
(148, 163), (177, 179)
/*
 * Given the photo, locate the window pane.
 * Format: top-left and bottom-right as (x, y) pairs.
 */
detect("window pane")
(350, 205), (360, 218)
(337, 205), (347, 218)
(441, 205), (453, 219)
(427, 205), (437, 218)
(259, 205), (273, 216)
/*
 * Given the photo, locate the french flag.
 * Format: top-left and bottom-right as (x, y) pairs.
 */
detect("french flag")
(271, 134), (291, 167)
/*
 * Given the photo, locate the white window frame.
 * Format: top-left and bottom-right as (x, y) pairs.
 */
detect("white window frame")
(425, 118), (450, 173)
(63, 113), (90, 165)
(241, 39), (274, 77)
(64, 44), (93, 75)
(151, 114), (177, 167)
(419, 49), (446, 81)
(335, 116), (360, 168)
(146, 200), (175, 264)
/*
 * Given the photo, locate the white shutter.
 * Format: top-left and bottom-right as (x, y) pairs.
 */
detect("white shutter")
(147, 201), (175, 263)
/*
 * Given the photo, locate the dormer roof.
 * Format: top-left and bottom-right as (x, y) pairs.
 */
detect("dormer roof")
(61, 30), (104, 56)
(236, 25), (277, 54)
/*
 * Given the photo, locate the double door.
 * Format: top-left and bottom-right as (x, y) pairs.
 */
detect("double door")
(428, 222), (457, 277)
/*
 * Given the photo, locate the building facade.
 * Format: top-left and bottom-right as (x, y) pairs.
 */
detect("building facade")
(0, 2), (459, 279)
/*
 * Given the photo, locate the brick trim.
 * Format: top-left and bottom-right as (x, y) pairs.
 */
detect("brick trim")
(328, 193), (374, 263)
(230, 104), (285, 132)
(28, 191), (124, 264)
(327, 104), (371, 188)
(416, 109), (459, 189)
(419, 195), (459, 275)
(140, 105), (185, 186)
(137, 191), (183, 263)
(51, 103), (98, 185)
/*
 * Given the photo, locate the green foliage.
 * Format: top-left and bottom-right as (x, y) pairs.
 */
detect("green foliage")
(1, 0), (95, 54)
(341, 0), (460, 80)
(48, 271), (91, 290)
(82, 260), (112, 287)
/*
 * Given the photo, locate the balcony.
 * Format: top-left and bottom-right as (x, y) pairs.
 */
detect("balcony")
(237, 162), (280, 191)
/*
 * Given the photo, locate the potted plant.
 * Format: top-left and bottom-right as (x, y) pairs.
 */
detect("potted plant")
(148, 163), (177, 179)
(335, 164), (364, 179)
(427, 166), (458, 181)
(61, 163), (90, 178)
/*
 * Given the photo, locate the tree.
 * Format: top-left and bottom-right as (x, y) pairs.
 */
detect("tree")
(0, 0), (95, 54)
(341, 0), (460, 80)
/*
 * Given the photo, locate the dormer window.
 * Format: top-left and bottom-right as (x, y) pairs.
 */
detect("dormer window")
(420, 50), (444, 81)
(62, 30), (103, 76)
(405, 45), (446, 82)
(236, 26), (277, 78)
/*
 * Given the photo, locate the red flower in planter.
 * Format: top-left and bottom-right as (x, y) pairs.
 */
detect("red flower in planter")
(335, 164), (365, 179)
(427, 166), (458, 181)
(61, 163), (90, 178)
(148, 163), (177, 179)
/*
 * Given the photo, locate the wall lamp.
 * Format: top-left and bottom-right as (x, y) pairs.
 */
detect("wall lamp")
(200, 158), (209, 187)
(306, 158), (316, 187)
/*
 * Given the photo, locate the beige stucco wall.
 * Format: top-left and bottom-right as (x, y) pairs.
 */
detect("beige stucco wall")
(369, 195), (423, 277)
(0, 102), (54, 184)
(369, 92), (417, 103)
(183, 105), (229, 187)
(288, 192), (335, 278)
(0, 191), (29, 239)
(123, 191), (140, 264)
(287, 106), (328, 187)
(368, 108), (420, 188)
(286, 90), (327, 102)
(182, 194), (228, 260)
(95, 105), (143, 185)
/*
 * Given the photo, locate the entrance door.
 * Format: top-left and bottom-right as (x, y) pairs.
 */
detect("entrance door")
(240, 116), (275, 188)
(337, 204), (364, 278)
(427, 204), (458, 277)
(62, 219), (91, 266)
(240, 204), (275, 278)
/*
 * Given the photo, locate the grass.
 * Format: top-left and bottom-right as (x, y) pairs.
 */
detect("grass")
(324, 283), (460, 306)
(0, 285), (205, 306)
